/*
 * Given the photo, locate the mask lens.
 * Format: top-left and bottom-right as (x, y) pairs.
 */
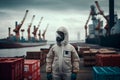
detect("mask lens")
(56, 31), (65, 43)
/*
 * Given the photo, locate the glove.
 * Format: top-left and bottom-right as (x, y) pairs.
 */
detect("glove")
(71, 73), (77, 80)
(47, 72), (52, 80)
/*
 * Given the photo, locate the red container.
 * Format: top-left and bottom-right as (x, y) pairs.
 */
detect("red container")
(35, 76), (41, 80)
(78, 47), (90, 57)
(26, 51), (42, 59)
(98, 49), (116, 54)
(40, 48), (49, 54)
(79, 47), (90, 53)
(96, 54), (120, 66)
(111, 54), (120, 66)
(0, 58), (24, 80)
(24, 70), (38, 80)
(42, 53), (47, 59)
(36, 77), (40, 80)
(40, 59), (44, 66)
(96, 54), (112, 66)
(24, 64), (40, 80)
(37, 60), (40, 69)
(24, 60), (40, 80)
(24, 60), (39, 74)
(37, 68), (40, 77)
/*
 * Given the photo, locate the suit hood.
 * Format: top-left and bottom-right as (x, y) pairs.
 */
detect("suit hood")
(56, 26), (68, 46)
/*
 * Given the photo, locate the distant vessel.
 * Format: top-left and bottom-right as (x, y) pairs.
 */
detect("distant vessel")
(0, 38), (47, 49)
(85, 1), (120, 49)
(0, 10), (48, 49)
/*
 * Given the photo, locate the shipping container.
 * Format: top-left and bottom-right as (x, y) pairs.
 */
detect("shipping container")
(24, 60), (40, 73)
(96, 54), (120, 66)
(78, 47), (90, 57)
(40, 48), (49, 54)
(97, 48), (116, 54)
(26, 51), (42, 59)
(0, 58), (24, 80)
(24, 59), (40, 80)
(96, 54), (112, 66)
(83, 50), (97, 66)
(93, 66), (120, 80)
(111, 54), (120, 66)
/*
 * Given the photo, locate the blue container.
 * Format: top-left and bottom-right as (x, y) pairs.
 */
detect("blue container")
(93, 66), (120, 80)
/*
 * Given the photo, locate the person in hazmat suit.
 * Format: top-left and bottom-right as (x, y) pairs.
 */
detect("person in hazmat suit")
(46, 26), (80, 80)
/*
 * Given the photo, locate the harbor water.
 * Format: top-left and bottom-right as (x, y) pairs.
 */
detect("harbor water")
(0, 41), (54, 57)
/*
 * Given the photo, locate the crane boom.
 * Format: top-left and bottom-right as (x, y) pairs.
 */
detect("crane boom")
(95, 1), (108, 21)
(35, 17), (43, 33)
(21, 10), (29, 27)
(95, 1), (109, 34)
(13, 10), (29, 41)
(37, 17), (43, 29)
(30, 15), (35, 27)
(27, 15), (35, 40)
(32, 17), (44, 40)
(42, 24), (49, 40)
(84, 11), (91, 38)
(85, 12), (91, 30)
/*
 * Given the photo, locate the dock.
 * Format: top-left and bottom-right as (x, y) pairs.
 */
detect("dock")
(40, 58), (93, 80)
(0, 42), (120, 80)
(40, 42), (120, 80)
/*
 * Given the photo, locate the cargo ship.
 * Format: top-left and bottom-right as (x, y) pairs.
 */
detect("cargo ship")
(85, 0), (120, 49)
(0, 10), (48, 49)
(0, 38), (47, 49)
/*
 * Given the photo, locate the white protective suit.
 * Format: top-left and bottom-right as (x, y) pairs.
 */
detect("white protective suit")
(46, 27), (80, 80)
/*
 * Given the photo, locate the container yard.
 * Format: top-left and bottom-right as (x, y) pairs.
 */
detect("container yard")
(0, 42), (120, 80)
(0, 0), (120, 80)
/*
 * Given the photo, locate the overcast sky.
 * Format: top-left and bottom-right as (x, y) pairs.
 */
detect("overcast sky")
(0, 0), (120, 41)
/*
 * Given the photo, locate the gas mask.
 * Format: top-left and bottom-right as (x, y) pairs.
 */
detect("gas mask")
(56, 31), (65, 44)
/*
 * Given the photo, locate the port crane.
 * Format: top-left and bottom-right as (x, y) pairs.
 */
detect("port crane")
(95, 19), (101, 30)
(21, 29), (25, 39)
(95, 1), (109, 35)
(13, 10), (29, 41)
(84, 4), (97, 38)
(42, 24), (49, 40)
(32, 17), (43, 40)
(27, 15), (35, 40)
(38, 30), (41, 40)
(84, 12), (91, 38)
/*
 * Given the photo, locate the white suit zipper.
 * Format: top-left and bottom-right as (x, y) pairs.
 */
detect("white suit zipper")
(59, 44), (64, 73)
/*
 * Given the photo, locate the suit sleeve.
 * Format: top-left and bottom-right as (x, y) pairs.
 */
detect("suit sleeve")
(46, 47), (54, 72)
(71, 46), (80, 73)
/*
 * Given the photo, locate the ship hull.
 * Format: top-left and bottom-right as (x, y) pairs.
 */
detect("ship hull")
(0, 40), (47, 49)
(86, 34), (120, 49)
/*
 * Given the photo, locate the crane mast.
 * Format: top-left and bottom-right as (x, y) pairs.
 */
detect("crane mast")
(13, 10), (29, 41)
(84, 12), (91, 38)
(42, 24), (49, 40)
(27, 15), (35, 41)
(84, 4), (98, 38)
(95, 1), (109, 35)
(38, 30), (41, 40)
(32, 17), (43, 40)
(95, 19), (101, 30)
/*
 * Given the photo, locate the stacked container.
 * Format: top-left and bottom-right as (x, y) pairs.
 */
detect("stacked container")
(78, 47), (90, 57)
(83, 49), (98, 66)
(40, 48), (49, 65)
(97, 48), (116, 54)
(96, 54), (120, 66)
(0, 58), (24, 80)
(26, 51), (42, 60)
(26, 51), (43, 66)
(24, 59), (40, 80)
(93, 66), (120, 80)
